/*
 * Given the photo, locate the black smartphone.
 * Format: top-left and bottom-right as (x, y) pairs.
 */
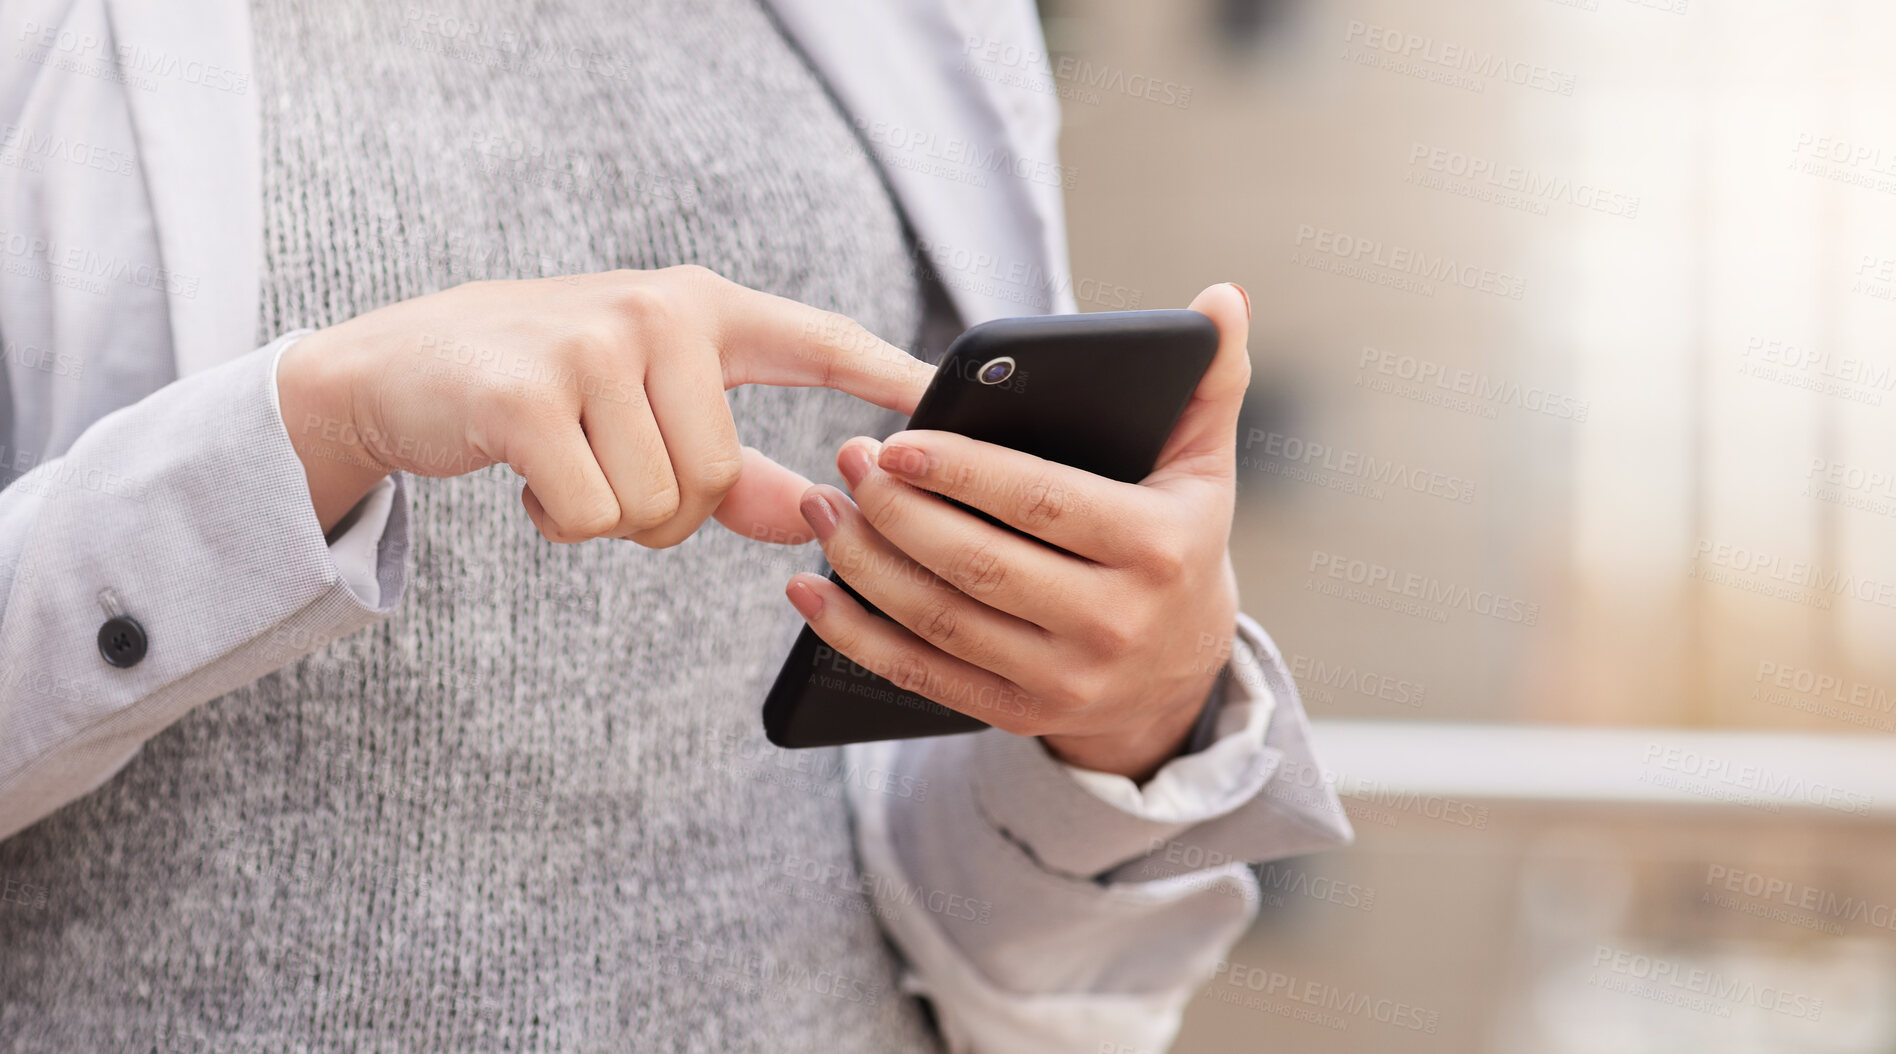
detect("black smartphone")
(761, 309), (1221, 749)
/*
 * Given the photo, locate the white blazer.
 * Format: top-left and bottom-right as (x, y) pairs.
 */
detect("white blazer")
(0, 2), (1353, 1051)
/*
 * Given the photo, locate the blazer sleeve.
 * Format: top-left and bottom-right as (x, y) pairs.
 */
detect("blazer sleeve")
(0, 334), (411, 841)
(845, 614), (1353, 1052)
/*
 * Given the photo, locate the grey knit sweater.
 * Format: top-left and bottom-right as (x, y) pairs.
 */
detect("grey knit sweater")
(0, 0), (945, 1049)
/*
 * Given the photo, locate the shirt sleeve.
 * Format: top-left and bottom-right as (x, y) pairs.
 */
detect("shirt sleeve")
(845, 614), (1353, 1052)
(0, 334), (412, 841)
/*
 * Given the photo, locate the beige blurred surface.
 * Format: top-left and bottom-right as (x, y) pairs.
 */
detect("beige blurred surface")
(1045, 0), (1896, 1048)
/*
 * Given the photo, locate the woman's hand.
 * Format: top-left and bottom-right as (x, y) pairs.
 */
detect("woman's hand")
(277, 265), (932, 545)
(786, 283), (1252, 781)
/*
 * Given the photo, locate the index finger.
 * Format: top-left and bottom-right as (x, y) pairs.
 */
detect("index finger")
(869, 430), (1163, 563)
(710, 278), (934, 413)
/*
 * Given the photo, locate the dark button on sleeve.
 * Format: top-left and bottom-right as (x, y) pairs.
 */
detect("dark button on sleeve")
(98, 615), (148, 668)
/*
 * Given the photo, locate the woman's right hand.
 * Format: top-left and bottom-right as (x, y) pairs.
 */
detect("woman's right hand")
(276, 265), (932, 547)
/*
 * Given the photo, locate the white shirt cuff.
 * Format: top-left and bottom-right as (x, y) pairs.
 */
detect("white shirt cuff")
(1059, 638), (1278, 823)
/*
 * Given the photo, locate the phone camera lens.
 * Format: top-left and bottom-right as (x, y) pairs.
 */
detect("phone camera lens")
(977, 356), (1016, 385)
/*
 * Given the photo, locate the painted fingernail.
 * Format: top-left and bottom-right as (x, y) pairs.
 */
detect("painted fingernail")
(838, 442), (875, 488)
(880, 443), (928, 478)
(800, 490), (839, 540)
(786, 578), (825, 620)
(1230, 282), (1250, 320)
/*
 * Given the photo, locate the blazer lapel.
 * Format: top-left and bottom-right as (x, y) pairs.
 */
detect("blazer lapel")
(102, 0), (1062, 377)
(763, 0), (1075, 325)
(103, 0), (260, 377)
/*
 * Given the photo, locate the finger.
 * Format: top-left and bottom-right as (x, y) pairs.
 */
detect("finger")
(840, 438), (1104, 627)
(507, 419), (621, 542)
(868, 431), (1164, 565)
(1148, 283), (1251, 492)
(713, 446), (817, 545)
(580, 389), (681, 539)
(703, 274), (934, 413)
(785, 572), (1044, 733)
(628, 343), (743, 549)
(802, 482), (1050, 682)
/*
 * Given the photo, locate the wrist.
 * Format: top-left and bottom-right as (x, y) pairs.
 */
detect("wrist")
(1041, 670), (1220, 783)
(277, 330), (391, 533)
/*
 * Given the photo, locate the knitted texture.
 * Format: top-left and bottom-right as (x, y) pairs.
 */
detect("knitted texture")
(0, 0), (940, 1049)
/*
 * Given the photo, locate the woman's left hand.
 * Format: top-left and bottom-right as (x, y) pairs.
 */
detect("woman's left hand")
(784, 283), (1253, 781)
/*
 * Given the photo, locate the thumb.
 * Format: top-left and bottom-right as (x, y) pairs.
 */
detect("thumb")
(713, 446), (819, 545)
(1148, 283), (1252, 491)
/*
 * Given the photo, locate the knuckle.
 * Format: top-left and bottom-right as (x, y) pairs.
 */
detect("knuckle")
(863, 493), (904, 535)
(1080, 615), (1136, 655)
(986, 707), (1037, 737)
(1015, 475), (1069, 530)
(611, 282), (678, 334)
(913, 599), (961, 649)
(619, 485), (682, 532)
(883, 648), (934, 695)
(695, 450), (745, 498)
(948, 540), (1008, 599)
(566, 498), (624, 540)
(823, 620), (865, 660)
(502, 391), (577, 439)
(664, 263), (719, 286)
(829, 541), (872, 579)
(560, 320), (629, 375)
(1051, 668), (1108, 711)
(949, 461), (982, 498)
(1138, 533), (1188, 581)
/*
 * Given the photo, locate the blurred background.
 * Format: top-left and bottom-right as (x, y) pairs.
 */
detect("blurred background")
(1028, 0), (1896, 1048)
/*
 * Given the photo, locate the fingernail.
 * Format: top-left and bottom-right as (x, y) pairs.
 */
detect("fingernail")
(786, 578), (825, 620)
(799, 490), (839, 540)
(880, 443), (928, 478)
(1230, 282), (1250, 320)
(838, 442), (875, 488)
